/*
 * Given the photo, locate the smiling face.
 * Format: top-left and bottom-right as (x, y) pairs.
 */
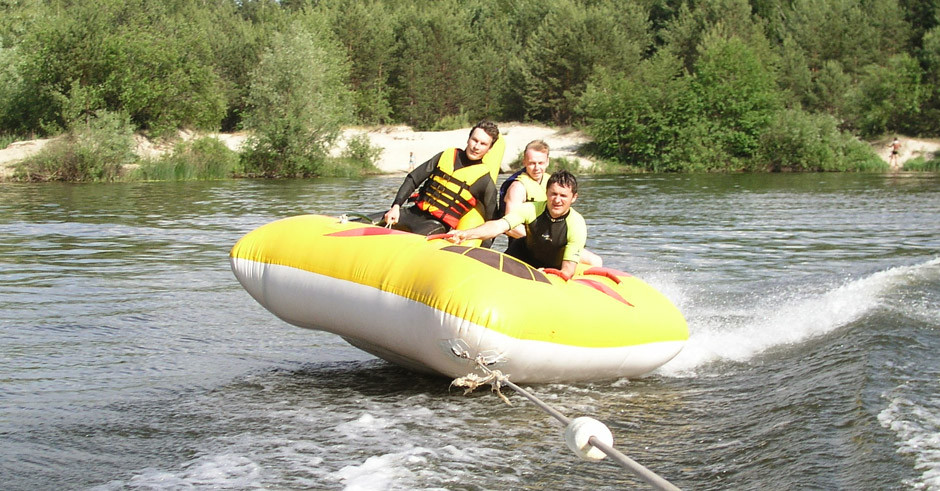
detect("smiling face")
(465, 128), (495, 161)
(523, 148), (549, 183)
(546, 182), (577, 218)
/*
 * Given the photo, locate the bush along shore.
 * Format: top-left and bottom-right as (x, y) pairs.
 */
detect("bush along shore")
(2, 122), (940, 183)
(1, 118), (384, 183)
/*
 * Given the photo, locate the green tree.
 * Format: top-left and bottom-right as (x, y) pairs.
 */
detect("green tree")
(779, 0), (911, 118)
(580, 29), (784, 172)
(458, 0), (519, 125)
(774, 34), (814, 108)
(12, 0), (227, 135)
(913, 20), (940, 133)
(389, 1), (480, 128)
(241, 19), (354, 177)
(899, 0), (940, 49)
(497, 0), (553, 121)
(0, 44), (25, 136)
(519, 0), (651, 124)
(686, 32), (782, 169)
(203, 1), (271, 132)
(318, 0), (397, 124)
(754, 108), (883, 171)
(783, 0), (908, 74)
(658, 0), (771, 72)
(847, 53), (924, 137)
(578, 52), (694, 171)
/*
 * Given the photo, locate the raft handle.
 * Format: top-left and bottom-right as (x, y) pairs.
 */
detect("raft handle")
(426, 233), (455, 241)
(542, 268), (571, 281)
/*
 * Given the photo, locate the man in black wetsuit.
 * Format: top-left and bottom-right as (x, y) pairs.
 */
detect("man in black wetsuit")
(382, 120), (500, 236)
(448, 170), (594, 280)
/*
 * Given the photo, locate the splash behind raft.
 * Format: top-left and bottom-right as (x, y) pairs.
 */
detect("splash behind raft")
(230, 215), (688, 383)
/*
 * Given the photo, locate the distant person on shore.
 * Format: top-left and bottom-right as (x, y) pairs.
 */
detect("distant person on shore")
(888, 137), (902, 170)
(449, 170), (597, 280)
(499, 140), (602, 267)
(383, 120), (499, 236)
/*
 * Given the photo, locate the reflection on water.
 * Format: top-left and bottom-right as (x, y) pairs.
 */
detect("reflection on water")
(1, 173), (938, 490)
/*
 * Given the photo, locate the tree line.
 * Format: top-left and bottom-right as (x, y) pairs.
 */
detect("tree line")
(1, 0), (938, 176)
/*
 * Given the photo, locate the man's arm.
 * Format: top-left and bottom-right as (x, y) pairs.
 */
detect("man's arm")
(559, 260), (578, 279)
(559, 210), (588, 278)
(502, 181), (528, 238)
(385, 152), (441, 225)
(449, 218), (511, 243)
(449, 203), (532, 244)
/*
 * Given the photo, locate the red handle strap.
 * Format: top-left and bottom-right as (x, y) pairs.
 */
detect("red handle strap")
(426, 233), (455, 241)
(541, 268), (571, 281)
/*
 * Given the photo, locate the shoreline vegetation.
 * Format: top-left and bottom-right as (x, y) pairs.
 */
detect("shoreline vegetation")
(1, 125), (939, 183)
(4, 0), (940, 181)
(0, 123), (604, 182)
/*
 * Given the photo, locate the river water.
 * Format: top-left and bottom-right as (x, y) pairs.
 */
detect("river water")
(1, 173), (938, 490)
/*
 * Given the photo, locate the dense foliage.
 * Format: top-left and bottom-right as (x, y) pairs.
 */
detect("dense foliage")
(2, 0), (938, 174)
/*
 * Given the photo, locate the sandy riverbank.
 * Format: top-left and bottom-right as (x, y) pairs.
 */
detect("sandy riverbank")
(2, 125), (937, 179)
(0, 123), (591, 180)
(337, 122), (592, 173)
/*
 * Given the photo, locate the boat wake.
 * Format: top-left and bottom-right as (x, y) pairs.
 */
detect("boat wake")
(658, 257), (940, 376)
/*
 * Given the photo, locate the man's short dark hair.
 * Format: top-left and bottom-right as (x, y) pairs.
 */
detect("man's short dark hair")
(547, 170), (578, 195)
(525, 139), (550, 155)
(470, 120), (499, 142)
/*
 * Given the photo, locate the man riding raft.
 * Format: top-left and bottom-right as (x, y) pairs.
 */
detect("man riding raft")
(382, 121), (602, 279)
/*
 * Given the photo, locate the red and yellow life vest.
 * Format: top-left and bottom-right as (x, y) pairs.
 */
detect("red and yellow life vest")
(416, 149), (491, 228)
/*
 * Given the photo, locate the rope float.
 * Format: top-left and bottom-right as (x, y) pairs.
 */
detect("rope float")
(451, 355), (681, 491)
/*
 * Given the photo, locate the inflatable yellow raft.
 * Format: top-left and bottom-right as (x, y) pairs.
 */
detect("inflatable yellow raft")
(230, 215), (688, 383)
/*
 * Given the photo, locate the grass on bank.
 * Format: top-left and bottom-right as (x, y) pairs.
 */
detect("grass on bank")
(12, 111), (137, 182)
(12, 129), (382, 182)
(902, 156), (940, 171)
(7, 118), (939, 182)
(133, 137), (239, 181)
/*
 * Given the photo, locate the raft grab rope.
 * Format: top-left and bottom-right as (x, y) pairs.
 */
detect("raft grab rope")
(451, 353), (681, 491)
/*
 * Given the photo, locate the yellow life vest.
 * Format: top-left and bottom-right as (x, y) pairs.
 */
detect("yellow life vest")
(416, 149), (491, 228)
(516, 173), (547, 202)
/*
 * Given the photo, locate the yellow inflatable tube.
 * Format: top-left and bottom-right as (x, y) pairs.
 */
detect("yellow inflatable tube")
(230, 214), (687, 383)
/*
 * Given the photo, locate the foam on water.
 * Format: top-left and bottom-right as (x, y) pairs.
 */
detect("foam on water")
(91, 378), (527, 491)
(659, 257), (940, 376)
(878, 393), (940, 489)
(652, 257), (940, 488)
(95, 454), (265, 490)
(334, 446), (433, 490)
(99, 427), (515, 491)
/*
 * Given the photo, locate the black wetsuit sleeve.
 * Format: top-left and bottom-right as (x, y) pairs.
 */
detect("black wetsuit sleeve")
(392, 152), (442, 206)
(473, 179), (498, 248)
(479, 178), (498, 221)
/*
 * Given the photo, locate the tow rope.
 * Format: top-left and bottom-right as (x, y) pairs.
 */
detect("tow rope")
(452, 354), (682, 491)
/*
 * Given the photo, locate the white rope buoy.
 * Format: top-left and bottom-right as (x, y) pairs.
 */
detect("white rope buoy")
(564, 416), (614, 461)
(451, 354), (682, 491)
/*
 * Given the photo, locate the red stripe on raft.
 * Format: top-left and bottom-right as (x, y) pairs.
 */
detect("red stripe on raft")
(583, 267), (632, 284)
(573, 278), (634, 306)
(327, 228), (409, 237)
